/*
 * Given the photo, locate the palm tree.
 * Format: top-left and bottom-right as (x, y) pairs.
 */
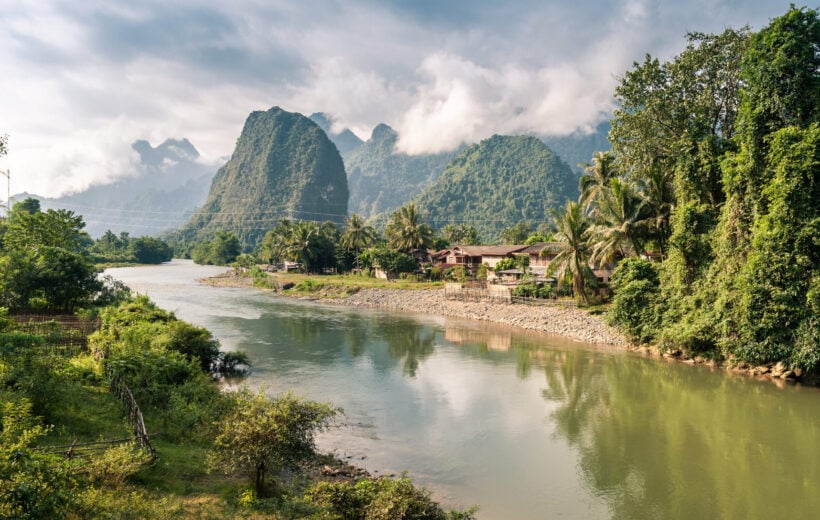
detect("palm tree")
(386, 204), (433, 256)
(340, 213), (377, 269)
(284, 221), (321, 273)
(579, 151), (619, 215)
(259, 219), (293, 263)
(638, 168), (674, 259)
(589, 177), (648, 264)
(545, 200), (595, 304)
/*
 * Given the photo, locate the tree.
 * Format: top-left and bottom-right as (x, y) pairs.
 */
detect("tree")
(191, 231), (241, 266)
(340, 213), (377, 269)
(589, 177), (648, 264)
(0, 401), (78, 519)
(258, 219), (293, 264)
(386, 204), (433, 255)
(545, 201), (595, 304)
(129, 237), (173, 264)
(439, 224), (479, 246)
(578, 151), (618, 214)
(500, 222), (531, 245)
(372, 248), (417, 279)
(207, 389), (338, 494)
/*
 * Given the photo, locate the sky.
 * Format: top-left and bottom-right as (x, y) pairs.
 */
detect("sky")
(0, 0), (798, 198)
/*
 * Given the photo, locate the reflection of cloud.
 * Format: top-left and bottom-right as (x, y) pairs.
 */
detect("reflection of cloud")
(1, 0), (787, 196)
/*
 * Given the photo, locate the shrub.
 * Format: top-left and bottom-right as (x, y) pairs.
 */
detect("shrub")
(305, 475), (477, 520)
(84, 443), (150, 487)
(607, 258), (662, 344)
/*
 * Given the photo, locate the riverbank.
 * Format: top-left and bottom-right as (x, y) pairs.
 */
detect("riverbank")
(200, 271), (820, 387)
(328, 288), (627, 346)
(201, 271), (627, 346)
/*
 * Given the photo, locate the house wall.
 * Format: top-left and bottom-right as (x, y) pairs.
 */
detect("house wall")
(482, 255), (508, 268)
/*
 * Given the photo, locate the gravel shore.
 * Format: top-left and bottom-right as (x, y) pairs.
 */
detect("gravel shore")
(326, 288), (627, 346)
(201, 272), (627, 346)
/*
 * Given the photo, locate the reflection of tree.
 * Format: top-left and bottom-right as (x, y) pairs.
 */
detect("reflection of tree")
(375, 320), (436, 377)
(541, 352), (820, 519)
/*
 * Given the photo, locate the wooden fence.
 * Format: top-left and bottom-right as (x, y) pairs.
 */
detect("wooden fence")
(38, 436), (154, 460)
(445, 282), (578, 307)
(108, 370), (157, 462)
(9, 313), (101, 350)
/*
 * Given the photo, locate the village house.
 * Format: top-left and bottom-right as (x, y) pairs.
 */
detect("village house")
(433, 242), (616, 287)
(433, 245), (529, 273)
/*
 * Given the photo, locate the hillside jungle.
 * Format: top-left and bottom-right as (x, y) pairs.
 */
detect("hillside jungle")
(0, 5), (817, 518)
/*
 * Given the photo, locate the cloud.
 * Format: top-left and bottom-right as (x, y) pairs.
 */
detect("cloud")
(0, 0), (795, 197)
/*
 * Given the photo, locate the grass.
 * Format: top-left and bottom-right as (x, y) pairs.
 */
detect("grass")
(252, 271), (442, 298)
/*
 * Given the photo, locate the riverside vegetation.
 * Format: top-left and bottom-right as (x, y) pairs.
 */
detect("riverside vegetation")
(0, 194), (476, 518)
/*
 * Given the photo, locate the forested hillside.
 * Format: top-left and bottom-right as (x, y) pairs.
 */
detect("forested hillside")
(175, 107), (349, 251)
(345, 124), (457, 218)
(411, 135), (577, 242)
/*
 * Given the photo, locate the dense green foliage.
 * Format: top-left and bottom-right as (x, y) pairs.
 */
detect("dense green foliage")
(345, 124), (457, 218)
(90, 230), (173, 264)
(371, 248), (418, 278)
(412, 135), (577, 242)
(259, 219), (340, 273)
(191, 231), (241, 266)
(607, 258), (662, 343)
(604, 6), (820, 373)
(0, 199), (100, 311)
(176, 107), (349, 251)
(305, 475), (477, 519)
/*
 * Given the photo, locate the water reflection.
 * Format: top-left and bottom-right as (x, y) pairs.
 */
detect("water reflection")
(540, 351), (820, 519)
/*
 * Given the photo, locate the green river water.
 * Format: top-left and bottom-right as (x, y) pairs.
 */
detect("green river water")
(108, 260), (820, 519)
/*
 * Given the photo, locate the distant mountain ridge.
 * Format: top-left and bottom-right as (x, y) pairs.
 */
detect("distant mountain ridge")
(411, 135), (578, 242)
(175, 107), (348, 250)
(344, 123), (458, 218)
(541, 121), (611, 175)
(309, 112), (364, 156)
(27, 138), (216, 237)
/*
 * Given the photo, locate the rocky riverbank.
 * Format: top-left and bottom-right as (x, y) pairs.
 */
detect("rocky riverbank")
(333, 288), (628, 346)
(200, 272), (626, 345)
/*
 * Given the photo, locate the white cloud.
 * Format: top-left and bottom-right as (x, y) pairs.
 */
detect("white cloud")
(0, 0), (793, 197)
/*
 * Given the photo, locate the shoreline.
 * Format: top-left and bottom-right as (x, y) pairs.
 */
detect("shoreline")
(201, 271), (819, 387)
(201, 271), (627, 346)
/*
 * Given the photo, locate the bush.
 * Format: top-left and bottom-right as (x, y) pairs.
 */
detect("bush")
(607, 259), (662, 344)
(305, 475), (477, 520)
(84, 443), (150, 487)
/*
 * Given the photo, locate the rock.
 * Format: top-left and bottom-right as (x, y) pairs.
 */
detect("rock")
(277, 282), (295, 291)
(772, 362), (787, 377)
(781, 371), (795, 380)
(794, 368), (803, 379)
(753, 365), (770, 376)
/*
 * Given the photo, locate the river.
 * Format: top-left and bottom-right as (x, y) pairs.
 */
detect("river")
(107, 260), (820, 520)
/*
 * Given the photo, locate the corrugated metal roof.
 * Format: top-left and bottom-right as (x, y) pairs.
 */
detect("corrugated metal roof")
(452, 245), (529, 256)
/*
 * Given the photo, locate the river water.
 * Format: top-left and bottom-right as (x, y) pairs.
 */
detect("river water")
(107, 260), (820, 520)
